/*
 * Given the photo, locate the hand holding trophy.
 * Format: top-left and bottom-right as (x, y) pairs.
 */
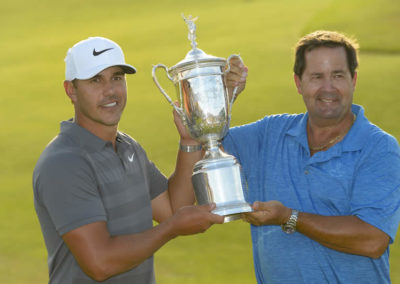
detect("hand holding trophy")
(152, 15), (252, 222)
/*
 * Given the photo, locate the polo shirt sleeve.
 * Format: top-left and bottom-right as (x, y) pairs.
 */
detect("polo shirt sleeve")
(223, 117), (267, 163)
(222, 117), (271, 203)
(134, 143), (168, 200)
(145, 158), (168, 200)
(35, 151), (107, 236)
(351, 135), (400, 242)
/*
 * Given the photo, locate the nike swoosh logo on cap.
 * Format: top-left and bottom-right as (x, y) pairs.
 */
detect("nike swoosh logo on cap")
(93, 48), (114, 56)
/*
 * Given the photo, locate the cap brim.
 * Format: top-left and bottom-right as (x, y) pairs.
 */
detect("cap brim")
(75, 63), (136, 80)
(120, 64), (136, 74)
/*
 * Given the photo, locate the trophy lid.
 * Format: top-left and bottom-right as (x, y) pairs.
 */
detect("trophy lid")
(169, 15), (226, 77)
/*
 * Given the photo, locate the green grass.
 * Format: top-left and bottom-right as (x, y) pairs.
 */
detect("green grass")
(0, 0), (399, 283)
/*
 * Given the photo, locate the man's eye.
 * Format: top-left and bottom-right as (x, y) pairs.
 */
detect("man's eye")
(113, 75), (125, 81)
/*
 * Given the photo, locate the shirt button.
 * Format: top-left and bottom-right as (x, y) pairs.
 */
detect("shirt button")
(304, 170), (309, 175)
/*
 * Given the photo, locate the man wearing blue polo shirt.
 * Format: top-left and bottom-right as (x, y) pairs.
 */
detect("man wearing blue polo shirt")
(223, 31), (400, 283)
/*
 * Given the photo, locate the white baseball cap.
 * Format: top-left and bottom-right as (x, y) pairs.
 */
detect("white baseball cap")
(65, 37), (136, 81)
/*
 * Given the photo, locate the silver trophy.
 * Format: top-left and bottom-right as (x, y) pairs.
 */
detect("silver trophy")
(152, 15), (252, 222)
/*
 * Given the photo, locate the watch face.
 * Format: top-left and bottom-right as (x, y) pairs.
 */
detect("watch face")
(285, 227), (295, 234)
(283, 224), (296, 234)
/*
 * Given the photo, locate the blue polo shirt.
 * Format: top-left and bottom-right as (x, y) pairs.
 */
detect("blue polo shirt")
(223, 105), (400, 283)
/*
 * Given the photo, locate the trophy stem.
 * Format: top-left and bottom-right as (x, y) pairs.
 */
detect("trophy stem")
(203, 137), (224, 160)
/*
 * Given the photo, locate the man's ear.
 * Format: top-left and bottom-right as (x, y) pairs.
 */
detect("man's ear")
(352, 71), (357, 88)
(294, 73), (302, 94)
(64, 80), (77, 103)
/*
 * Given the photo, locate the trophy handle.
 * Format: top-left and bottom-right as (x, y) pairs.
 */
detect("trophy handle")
(152, 64), (185, 118)
(225, 54), (241, 108)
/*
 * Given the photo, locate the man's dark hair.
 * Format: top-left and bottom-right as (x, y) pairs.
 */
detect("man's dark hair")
(294, 30), (359, 79)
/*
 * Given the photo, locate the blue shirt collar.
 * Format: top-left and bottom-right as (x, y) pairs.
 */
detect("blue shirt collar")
(286, 104), (370, 159)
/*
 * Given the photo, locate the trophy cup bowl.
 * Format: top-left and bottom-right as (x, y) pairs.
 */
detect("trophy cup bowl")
(152, 16), (252, 222)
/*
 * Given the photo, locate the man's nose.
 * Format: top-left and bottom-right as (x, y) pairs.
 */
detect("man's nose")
(321, 77), (336, 91)
(103, 80), (115, 95)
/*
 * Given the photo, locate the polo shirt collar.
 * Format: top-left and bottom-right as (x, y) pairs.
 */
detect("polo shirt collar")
(342, 104), (369, 152)
(286, 104), (370, 158)
(60, 119), (110, 151)
(116, 132), (133, 145)
(286, 112), (309, 150)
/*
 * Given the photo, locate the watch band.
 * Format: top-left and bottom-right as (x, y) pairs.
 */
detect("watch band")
(179, 143), (202, 152)
(281, 209), (299, 234)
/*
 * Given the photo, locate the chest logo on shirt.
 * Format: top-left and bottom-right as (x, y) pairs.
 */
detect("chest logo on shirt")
(128, 153), (135, 162)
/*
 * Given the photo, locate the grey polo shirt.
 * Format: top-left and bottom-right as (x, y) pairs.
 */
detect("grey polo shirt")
(33, 120), (167, 283)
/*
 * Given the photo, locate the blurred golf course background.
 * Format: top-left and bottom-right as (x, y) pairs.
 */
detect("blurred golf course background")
(0, 0), (399, 283)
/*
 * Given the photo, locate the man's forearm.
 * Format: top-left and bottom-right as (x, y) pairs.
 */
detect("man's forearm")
(64, 205), (222, 282)
(243, 201), (390, 258)
(64, 220), (176, 282)
(167, 144), (203, 212)
(296, 213), (389, 258)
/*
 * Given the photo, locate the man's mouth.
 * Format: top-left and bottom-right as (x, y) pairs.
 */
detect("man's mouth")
(102, 101), (117, 108)
(320, 98), (335, 103)
(317, 93), (338, 104)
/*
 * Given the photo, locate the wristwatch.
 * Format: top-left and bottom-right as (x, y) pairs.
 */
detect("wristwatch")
(281, 209), (299, 234)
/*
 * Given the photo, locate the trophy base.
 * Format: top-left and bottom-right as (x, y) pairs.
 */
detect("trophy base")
(224, 214), (244, 223)
(212, 201), (253, 223)
(192, 153), (252, 223)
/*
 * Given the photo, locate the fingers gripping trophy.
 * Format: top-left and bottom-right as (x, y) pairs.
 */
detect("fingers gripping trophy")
(152, 15), (252, 222)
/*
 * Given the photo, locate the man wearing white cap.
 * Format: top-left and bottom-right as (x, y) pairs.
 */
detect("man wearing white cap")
(33, 37), (247, 283)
